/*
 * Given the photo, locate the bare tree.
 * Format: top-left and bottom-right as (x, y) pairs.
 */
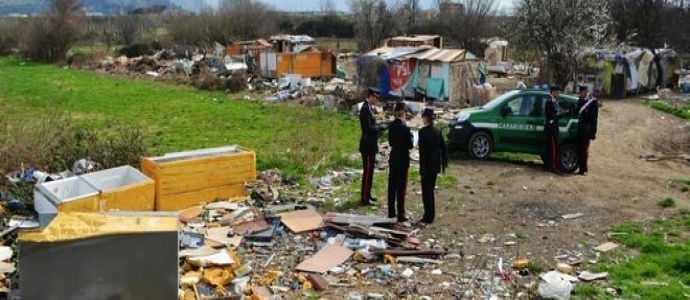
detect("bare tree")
(114, 15), (143, 46)
(511, 0), (615, 86)
(435, 0), (498, 54)
(320, 0), (336, 14)
(350, 0), (399, 51)
(23, 0), (84, 62)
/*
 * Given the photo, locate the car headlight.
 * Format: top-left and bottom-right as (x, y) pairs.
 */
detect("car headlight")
(454, 113), (470, 123)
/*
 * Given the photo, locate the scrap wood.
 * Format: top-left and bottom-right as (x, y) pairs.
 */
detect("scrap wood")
(296, 244), (353, 273)
(370, 249), (447, 257)
(323, 212), (396, 226)
(396, 256), (443, 264)
(278, 209), (323, 233)
(233, 218), (269, 235)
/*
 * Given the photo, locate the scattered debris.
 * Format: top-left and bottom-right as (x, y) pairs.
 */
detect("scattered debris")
(538, 271), (574, 300)
(578, 271), (608, 281)
(561, 213), (584, 220)
(594, 242), (619, 252)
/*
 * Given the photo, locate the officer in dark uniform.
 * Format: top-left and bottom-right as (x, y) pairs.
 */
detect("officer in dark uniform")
(359, 87), (387, 205)
(576, 85), (599, 175)
(418, 108), (448, 227)
(544, 85), (569, 173)
(387, 102), (413, 222)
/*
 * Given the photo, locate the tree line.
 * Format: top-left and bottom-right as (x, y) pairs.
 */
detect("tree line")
(0, 0), (687, 86)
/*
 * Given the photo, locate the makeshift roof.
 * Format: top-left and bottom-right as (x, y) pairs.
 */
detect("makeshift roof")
(235, 39), (272, 47)
(269, 34), (315, 44)
(365, 46), (431, 60)
(408, 48), (467, 62)
(390, 35), (441, 42)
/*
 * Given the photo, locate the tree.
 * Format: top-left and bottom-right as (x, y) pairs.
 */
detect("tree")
(23, 0), (84, 62)
(609, 0), (690, 51)
(114, 15), (143, 45)
(435, 0), (498, 55)
(350, 0), (398, 52)
(510, 0), (615, 86)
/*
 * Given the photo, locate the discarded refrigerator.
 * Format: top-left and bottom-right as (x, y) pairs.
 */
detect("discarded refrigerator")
(34, 176), (100, 223)
(18, 212), (179, 300)
(141, 145), (256, 211)
(80, 165), (155, 211)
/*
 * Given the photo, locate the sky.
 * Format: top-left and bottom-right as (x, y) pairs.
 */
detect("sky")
(202, 0), (516, 13)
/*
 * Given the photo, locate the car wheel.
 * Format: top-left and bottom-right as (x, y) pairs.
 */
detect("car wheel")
(558, 144), (578, 173)
(468, 132), (492, 159)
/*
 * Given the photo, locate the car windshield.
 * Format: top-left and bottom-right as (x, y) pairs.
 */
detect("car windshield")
(481, 90), (521, 110)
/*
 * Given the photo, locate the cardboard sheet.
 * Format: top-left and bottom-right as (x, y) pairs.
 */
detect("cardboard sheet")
(206, 227), (243, 247)
(233, 218), (269, 235)
(280, 209), (323, 233)
(296, 244), (353, 273)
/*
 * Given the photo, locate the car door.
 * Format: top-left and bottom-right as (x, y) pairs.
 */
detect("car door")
(556, 96), (578, 141)
(497, 93), (544, 152)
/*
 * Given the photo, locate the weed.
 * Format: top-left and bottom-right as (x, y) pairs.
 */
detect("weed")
(659, 197), (676, 208)
(436, 174), (457, 189)
(572, 284), (604, 298)
(526, 260), (546, 274)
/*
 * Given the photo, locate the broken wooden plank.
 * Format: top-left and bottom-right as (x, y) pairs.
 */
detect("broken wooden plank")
(371, 249), (447, 256)
(233, 218), (269, 235)
(323, 212), (396, 226)
(306, 274), (329, 291)
(396, 256), (443, 264)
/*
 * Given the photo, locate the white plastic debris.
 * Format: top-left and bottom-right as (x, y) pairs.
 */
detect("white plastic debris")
(538, 271), (573, 300)
(401, 268), (414, 278)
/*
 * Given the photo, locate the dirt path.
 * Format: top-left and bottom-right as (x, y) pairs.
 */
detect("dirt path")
(354, 99), (688, 298)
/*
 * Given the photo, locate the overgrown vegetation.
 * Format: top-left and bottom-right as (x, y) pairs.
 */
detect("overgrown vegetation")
(595, 214), (690, 299)
(0, 57), (359, 178)
(647, 100), (690, 120)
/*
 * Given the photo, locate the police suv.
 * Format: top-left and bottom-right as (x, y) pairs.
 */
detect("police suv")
(447, 88), (581, 173)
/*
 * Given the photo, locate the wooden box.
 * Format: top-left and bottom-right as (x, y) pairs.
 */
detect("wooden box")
(141, 145), (257, 211)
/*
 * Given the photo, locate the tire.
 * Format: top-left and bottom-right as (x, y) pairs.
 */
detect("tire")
(468, 132), (492, 159)
(558, 144), (578, 173)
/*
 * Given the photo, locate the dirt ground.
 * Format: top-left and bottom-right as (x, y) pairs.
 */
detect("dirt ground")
(325, 98), (689, 298)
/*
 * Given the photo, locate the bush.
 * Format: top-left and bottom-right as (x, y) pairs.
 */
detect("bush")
(0, 19), (24, 56)
(659, 197), (676, 208)
(0, 109), (150, 202)
(22, 0), (84, 63)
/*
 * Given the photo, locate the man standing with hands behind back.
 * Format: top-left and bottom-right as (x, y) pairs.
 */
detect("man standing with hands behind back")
(359, 87), (387, 206)
(387, 102), (413, 223)
(418, 108), (448, 227)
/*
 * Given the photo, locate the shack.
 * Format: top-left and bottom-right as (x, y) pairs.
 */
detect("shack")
(575, 47), (677, 98)
(225, 35), (336, 79)
(359, 46), (480, 103)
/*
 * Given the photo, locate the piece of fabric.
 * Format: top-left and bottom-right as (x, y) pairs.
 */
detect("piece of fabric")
(426, 78), (445, 100)
(638, 51), (654, 88)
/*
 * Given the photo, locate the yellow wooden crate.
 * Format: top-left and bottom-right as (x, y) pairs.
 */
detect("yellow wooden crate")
(141, 145), (257, 211)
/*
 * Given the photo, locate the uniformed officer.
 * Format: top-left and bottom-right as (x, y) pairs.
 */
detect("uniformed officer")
(359, 87), (387, 205)
(418, 108), (448, 227)
(387, 102), (413, 222)
(544, 85), (569, 173)
(576, 85), (599, 175)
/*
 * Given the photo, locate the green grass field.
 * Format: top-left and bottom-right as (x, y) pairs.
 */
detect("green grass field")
(0, 57), (360, 176)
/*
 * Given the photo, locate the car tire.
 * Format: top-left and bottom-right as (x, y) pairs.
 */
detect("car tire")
(468, 132), (492, 160)
(558, 144), (578, 173)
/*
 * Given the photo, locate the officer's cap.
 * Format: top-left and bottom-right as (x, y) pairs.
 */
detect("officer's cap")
(578, 85), (588, 92)
(421, 108), (435, 118)
(368, 87), (381, 97)
(549, 85), (561, 92)
(394, 102), (406, 112)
